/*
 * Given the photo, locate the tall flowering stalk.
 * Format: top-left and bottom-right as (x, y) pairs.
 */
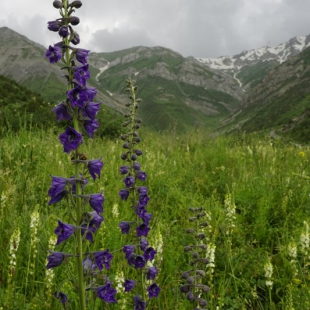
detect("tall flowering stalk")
(45, 1), (115, 308)
(118, 79), (160, 308)
(180, 207), (210, 310)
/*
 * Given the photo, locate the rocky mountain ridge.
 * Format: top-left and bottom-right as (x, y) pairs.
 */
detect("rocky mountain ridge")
(197, 34), (310, 71)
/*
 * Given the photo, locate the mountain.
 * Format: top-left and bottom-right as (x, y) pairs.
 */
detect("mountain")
(217, 46), (310, 142)
(0, 27), (243, 132)
(197, 35), (310, 92)
(87, 46), (242, 131)
(0, 27), (65, 102)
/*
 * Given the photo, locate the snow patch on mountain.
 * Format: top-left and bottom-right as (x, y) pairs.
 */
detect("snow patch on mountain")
(197, 35), (310, 71)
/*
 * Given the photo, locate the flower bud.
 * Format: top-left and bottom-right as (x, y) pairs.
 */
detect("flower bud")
(134, 124), (140, 129)
(71, 31), (80, 45)
(180, 284), (191, 293)
(70, 0), (83, 8)
(192, 252), (199, 259)
(195, 270), (206, 277)
(181, 270), (191, 279)
(135, 137), (141, 143)
(131, 154), (137, 161)
(123, 143), (130, 149)
(186, 291), (195, 301)
(195, 284), (210, 293)
(53, 0), (63, 9)
(135, 118), (142, 123)
(189, 217), (197, 222)
(121, 134), (128, 140)
(187, 276), (195, 284)
(121, 153), (128, 160)
(69, 16), (80, 25)
(199, 222), (209, 227)
(135, 149), (142, 156)
(195, 233), (206, 240)
(197, 298), (207, 307)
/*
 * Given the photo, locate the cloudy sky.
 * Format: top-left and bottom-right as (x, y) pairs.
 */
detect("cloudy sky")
(1, 0), (309, 58)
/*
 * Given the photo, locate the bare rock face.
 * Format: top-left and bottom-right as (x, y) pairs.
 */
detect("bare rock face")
(245, 59), (309, 107)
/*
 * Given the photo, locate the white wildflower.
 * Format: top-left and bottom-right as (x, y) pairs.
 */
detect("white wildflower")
(264, 259), (273, 288)
(299, 221), (309, 257)
(9, 227), (21, 277)
(224, 193), (236, 235)
(112, 203), (119, 218)
(29, 208), (40, 275)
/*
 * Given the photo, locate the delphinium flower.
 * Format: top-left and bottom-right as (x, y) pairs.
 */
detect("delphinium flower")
(180, 207), (210, 310)
(45, 1), (115, 308)
(118, 79), (160, 308)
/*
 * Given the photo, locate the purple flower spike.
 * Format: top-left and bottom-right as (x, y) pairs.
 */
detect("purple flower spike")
(133, 295), (146, 310)
(123, 245), (135, 259)
(119, 189), (129, 201)
(147, 283), (161, 298)
(89, 193), (104, 214)
(124, 279), (135, 292)
(140, 238), (149, 251)
(83, 119), (99, 138)
(142, 212), (152, 225)
(54, 220), (75, 245)
(94, 250), (113, 271)
(48, 20), (62, 32)
(75, 48), (90, 64)
(123, 176), (135, 188)
(137, 186), (148, 195)
(119, 221), (131, 234)
(58, 25), (69, 38)
(88, 211), (104, 228)
(137, 171), (147, 181)
(46, 251), (65, 269)
(82, 102), (101, 120)
(133, 162), (141, 171)
(71, 31), (80, 45)
(136, 223), (150, 238)
(144, 247), (157, 261)
(54, 291), (68, 304)
(59, 126), (83, 153)
(146, 266), (158, 280)
(133, 255), (146, 269)
(139, 194), (150, 207)
(120, 166), (130, 175)
(88, 158), (104, 181)
(96, 283), (117, 303)
(53, 102), (72, 121)
(45, 45), (62, 63)
(48, 175), (68, 205)
(81, 225), (97, 242)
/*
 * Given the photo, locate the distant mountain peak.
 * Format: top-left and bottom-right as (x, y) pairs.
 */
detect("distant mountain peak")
(197, 34), (310, 71)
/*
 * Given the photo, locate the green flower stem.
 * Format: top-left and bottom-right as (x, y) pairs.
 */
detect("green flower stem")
(128, 80), (146, 302)
(62, 1), (86, 308)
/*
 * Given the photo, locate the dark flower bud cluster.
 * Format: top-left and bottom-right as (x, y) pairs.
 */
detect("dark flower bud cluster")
(118, 79), (160, 308)
(45, 1), (115, 308)
(180, 207), (210, 310)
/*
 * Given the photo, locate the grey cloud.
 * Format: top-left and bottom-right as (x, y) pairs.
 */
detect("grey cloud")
(90, 28), (155, 52)
(1, 0), (310, 58)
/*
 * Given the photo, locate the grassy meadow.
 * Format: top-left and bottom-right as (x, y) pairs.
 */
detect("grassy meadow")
(0, 126), (310, 309)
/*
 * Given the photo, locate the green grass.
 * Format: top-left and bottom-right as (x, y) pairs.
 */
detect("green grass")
(0, 126), (310, 309)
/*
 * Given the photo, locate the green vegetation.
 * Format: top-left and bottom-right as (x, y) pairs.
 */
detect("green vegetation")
(236, 60), (277, 90)
(0, 127), (310, 309)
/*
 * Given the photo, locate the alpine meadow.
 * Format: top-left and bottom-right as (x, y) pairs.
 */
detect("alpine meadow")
(1, 1), (310, 310)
